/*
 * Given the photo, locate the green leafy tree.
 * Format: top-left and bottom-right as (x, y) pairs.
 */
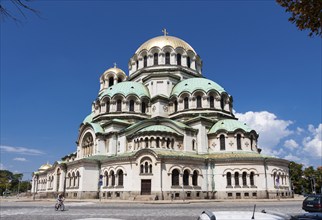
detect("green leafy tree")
(0, 170), (31, 195)
(276, 0), (322, 37)
(289, 161), (304, 194)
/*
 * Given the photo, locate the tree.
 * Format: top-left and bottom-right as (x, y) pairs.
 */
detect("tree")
(0, 170), (31, 195)
(0, 0), (39, 23)
(289, 161), (304, 194)
(276, 0), (322, 37)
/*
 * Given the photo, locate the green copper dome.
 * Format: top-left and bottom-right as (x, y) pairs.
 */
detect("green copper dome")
(171, 78), (225, 97)
(99, 81), (150, 99)
(137, 125), (181, 136)
(208, 119), (254, 134)
(82, 113), (94, 124)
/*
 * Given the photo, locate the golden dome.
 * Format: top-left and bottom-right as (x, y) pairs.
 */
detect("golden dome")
(135, 35), (196, 54)
(103, 66), (126, 75)
(38, 163), (52, 171)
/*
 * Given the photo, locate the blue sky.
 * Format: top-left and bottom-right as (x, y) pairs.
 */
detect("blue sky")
(1, 1), (321, 180)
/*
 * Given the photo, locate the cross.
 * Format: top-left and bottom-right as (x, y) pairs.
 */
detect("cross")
(162, 28), (168, 36)
(113, 62), (117, 68)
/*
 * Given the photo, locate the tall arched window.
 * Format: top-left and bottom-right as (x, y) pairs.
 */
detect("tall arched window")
(184, 97), (189, 109)
(149, 164), (152, 173)
(187, 56), (191, 68)
(196, 95), (202, 108)
(118, 170), (123, 186)
(144, 162), (149, 173)
(143, 55), (147, 67)
(227, 172), (232, 187)
(106, 101), (110, 113)
(140, 164), (144, 174)
(183, 170), (189, 186)
(220, 135), (225, 150)
(129, 100), (134, 112)
(109, 77), (114, 87)
(177, 54), (181, 65)
(165, 52), (170, 64)
(242, 172), (247, 186)
(234, 172), (240, 186)
(145, 138), (149, 148)
(136, 60), (139, 70)
(117, 99), (122, 112)
(172, 169), (179, 186)
(210, 96), (214, 108)
(192, 171), (198, 186)
(192, 139), (196, 151)
(166, 138), (170, 148)
(76, 171), (80, 187)
(237, 134), (242, 150)
(141, 102), (146, 113)
(174, 100), (178, 112)
(104, 171), (108, 187)
(156, 137), (160, 148)
(111, 171), (115, 186)
(250, 172), (255, 186)
(117, 77), (122, 83)
(220, 97), (225, 110)
(72, 172), (76, 187)
(154, 53), (158, 65)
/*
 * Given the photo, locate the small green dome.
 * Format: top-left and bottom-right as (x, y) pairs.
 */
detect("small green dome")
(171, 78), (225, 97)
(99, 81), (150, 99)
(137, 125), (181, 136)
(82, 113), (94, 124)
(208, 119), (254, 134)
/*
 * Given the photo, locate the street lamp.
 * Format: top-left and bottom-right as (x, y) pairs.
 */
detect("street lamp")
(180, 173), (185, 201)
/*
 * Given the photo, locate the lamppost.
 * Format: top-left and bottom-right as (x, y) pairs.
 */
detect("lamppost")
(180, 173), (185, 202)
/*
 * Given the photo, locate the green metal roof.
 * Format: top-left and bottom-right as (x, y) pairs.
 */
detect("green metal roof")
(137, 125), (182, 135)
(83, 113), (94, 124)
(208, 119), (254, 134)
(171, 78), (226, 97)
(99, 81), (150, 99)
(85, 122), (104, 133)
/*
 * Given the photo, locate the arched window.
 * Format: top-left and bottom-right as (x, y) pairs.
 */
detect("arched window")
(141, 102), (146, 113)
(117, 99), (122, 112)
(177, 54), (181, 65)
(149, 164), (152, 173)
(140, 164), (144, 174)
(165, 52), (170, 64)
(192, 140), (196, 151)
(187, 56), (191, 68)
(166, 138), (170, 148)
(117, 77), (122, 83)
(109, 77), (114, 87)
(184, 97), (189, 110)
(242, 172), (247, 186)
(220, 135), (225, 150)
(156, 137), (160, 148)
(118, 170), (123, 186)
(210, 96), (214, 108)
(154, 53), (158, 65)
(250, 172), (255, 186)
(196, 95), (202, 108)
(192, 171), (198, 186)
(129, 100), (134, 112)
(76, 171), (80, 187)
(237, 134), (242, 150)
(234, 172), (239, 186)
(143, 55), (147, 67)
(174, 100), (178, 112)
(82, 133), (93, 157)
(68, 173), (72, 187)
(104, 171), (108, 187)
(145, 138), (149, 148)
(227, 172), (232, 186)
(106, 101), (110, 113)
(220, 97), (225, 110)
(72, 172), (76, 187)
(172, 169), (179, 186)
(144, 162), (149, 173)
(183, 170), (189, 186)
(111, 171), (115, 186)
(136, 60), (139, 70)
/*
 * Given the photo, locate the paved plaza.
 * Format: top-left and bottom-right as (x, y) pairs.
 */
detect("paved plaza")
(0, 197), (306, 220)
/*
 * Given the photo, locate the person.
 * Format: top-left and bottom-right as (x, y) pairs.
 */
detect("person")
(55, 193), (65, 211)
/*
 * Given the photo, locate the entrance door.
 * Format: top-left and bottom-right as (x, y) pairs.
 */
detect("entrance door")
(141, 179), (151, 195)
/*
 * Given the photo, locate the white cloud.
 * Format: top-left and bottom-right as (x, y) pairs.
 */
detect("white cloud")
(284, 139), (299, 150)
(296, 127), (304, 135)
(13, 157), (28, 162)
(235, 111), (293, 155)
(283, 154), (301, 162)
(302, 124), (322, 157)
(0, 145), (44, 156)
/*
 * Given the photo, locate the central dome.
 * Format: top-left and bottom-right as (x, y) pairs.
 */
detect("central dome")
(135, 35), (196, 54)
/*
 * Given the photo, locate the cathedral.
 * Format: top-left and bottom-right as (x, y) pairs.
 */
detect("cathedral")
(32, 31), (292, 200)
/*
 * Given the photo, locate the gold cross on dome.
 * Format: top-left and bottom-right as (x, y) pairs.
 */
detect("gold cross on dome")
(113, 62), (117, 68)
(162, 28), (168, 36)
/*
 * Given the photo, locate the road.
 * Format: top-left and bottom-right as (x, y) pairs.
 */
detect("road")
(0, 199), (305, 220)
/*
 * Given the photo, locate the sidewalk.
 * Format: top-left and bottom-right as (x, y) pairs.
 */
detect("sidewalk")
(0, 195), (304, 204)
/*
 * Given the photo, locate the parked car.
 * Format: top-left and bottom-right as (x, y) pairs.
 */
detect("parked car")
(302, 194), (322, 213)
(197, 210), (291, 220)
(291, 212), (322, 220)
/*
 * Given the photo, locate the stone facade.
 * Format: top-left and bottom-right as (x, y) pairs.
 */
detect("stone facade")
(32, 33), (292, 200)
